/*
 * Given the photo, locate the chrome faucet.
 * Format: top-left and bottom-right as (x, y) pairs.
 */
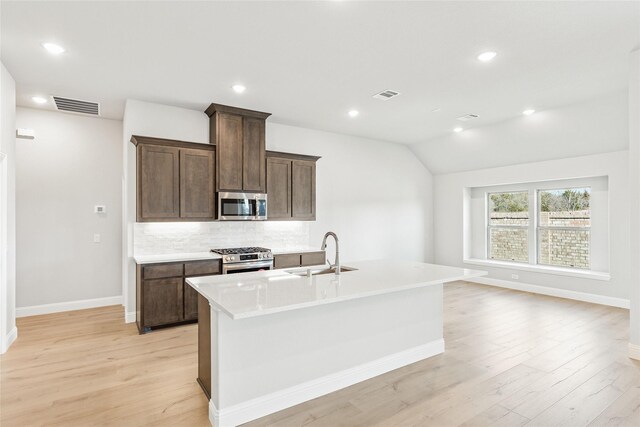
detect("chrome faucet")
(321, 232), (340, 275)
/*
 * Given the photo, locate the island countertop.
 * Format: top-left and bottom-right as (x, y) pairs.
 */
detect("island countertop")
(186, 260), (486, 320)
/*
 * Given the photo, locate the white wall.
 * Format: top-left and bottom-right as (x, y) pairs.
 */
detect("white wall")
(15, 108), (123, 311)
(267, 123), (433, 262)
(122, 99), (434, 321)
(434, 151), (630, 301)
(411, 92), (629, 175)
(0, 62), (17, 353)
(629, 49), (640, 352)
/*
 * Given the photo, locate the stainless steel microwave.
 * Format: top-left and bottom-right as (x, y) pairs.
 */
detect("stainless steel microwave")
(218, 192), (267, 220)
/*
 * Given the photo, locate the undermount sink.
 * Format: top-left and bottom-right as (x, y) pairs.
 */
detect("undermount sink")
(287, 266), (358, 276)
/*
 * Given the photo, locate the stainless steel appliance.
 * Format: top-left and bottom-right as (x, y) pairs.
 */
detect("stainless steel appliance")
(211, 247), (273, 274)
(218, 192), (267, 221)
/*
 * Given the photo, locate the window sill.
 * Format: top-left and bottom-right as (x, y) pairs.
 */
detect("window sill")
(463, 258), (610, 281)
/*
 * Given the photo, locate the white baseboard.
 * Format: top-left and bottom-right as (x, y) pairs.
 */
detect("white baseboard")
(16, 296), (123, 317)
(209, 339), (445, 427)
(629, 343), (640, 360)
(125, 311), (136, 324)
(1, 326), (18, 354)
(468, 277), (629, 309)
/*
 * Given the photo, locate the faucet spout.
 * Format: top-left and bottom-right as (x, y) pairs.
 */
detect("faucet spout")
(320, 232), (340, 275)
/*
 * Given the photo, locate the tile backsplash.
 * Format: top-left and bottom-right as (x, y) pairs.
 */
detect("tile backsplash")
(133, 221), (310, 255)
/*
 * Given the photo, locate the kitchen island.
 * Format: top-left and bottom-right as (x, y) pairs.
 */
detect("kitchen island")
(187, 260), (486, 427)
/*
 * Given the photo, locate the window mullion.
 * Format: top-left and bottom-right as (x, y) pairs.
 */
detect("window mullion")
(529, 189), (536, 266)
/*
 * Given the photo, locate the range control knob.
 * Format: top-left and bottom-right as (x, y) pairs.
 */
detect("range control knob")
(225, 256), (231, 262)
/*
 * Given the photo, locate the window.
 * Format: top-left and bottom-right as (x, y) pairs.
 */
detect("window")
(466, 177), (607, 277)
(537, 187), (591, 269)
(488, 191), (529, 263)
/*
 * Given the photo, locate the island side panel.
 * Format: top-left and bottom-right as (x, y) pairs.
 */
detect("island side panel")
(213, 284), (443, 420)
(197, 294), (212, 399)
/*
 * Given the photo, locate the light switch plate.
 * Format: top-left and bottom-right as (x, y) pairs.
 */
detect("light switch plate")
(93, 234), (101, 243)
(94, 205), (106, 214)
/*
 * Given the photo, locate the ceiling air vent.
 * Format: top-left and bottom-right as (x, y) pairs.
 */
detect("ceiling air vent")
(457, 114), (479, 122)
(53, 96), (100, 116)
(372, 89), (401, 101)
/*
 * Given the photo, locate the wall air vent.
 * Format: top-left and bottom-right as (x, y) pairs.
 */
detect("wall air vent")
(457, 114), (479, 122)
(372, 90), (401, 100)
(53, 96), (100, 116)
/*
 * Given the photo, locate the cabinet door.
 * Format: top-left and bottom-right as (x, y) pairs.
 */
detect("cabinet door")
(142, 278), (184, 327)
(301, 251), (326, 267)
(180, 148), (215, 219)
(216, 113), (243, 191)
(266, 157), (292, 219)
(292, 160), (316, 220)
(138, 145), (180, 221)
(243, 117), (266, 192)
(183, 280), (199, 321)
(274, 253), (301, 269)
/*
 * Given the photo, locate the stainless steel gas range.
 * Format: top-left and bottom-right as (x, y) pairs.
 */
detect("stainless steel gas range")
(210, 247), (274, 274)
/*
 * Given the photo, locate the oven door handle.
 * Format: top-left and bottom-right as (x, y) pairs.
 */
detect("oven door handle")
(223, 260), (274, 272)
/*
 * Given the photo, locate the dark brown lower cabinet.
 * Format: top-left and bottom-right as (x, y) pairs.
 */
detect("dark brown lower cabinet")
(136, 260), (221, 334)
(142, 278), (184, 327)
(184, 282), (199, 321)
(273, 251), (326, 269)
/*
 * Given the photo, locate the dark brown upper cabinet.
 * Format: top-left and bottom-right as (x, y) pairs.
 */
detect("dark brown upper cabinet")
(138, 144), (180, 221)
(266, 151), (320, 221)
(180, 148), (215, 219)
(292, 159), (316, 220)
(131, 135), (216, 222)
(266, 157), (292, 219)
(205, 103), (271, 193)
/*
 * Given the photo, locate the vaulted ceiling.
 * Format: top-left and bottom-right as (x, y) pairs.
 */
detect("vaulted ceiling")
(2, 1), (639, 171)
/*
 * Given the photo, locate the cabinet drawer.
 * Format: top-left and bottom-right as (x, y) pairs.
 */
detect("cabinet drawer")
(301, 251), (326, 267)
(274, 253), (301, 269)
(142, 263), (184, 280)
(185, 260), (221, 277)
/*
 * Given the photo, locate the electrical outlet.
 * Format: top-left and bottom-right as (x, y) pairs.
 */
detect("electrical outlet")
(511, 274), (519, 280)
(93, 234), (101, 243)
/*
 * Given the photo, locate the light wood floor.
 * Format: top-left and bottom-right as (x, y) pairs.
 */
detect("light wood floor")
(1, 282), (638, 427)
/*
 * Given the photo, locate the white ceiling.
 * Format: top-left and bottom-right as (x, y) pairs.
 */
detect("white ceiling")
(1, 1), (639, 147)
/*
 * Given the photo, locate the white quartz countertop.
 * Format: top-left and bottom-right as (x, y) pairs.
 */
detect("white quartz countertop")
(133, 252), (222, 264)
(187, 260), (487, 320)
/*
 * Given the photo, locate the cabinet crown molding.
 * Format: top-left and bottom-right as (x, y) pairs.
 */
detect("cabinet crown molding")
(266, 150), (321, 162)
(130, 135), (215, 151)
(204, 103), (272, 120)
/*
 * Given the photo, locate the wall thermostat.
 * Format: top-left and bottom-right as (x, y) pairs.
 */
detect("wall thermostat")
(94, 205), (106, 214)
(16, 128), (36, 140)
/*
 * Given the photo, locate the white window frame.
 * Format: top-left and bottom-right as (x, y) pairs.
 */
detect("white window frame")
(466, 177), (608, 280)
(536, 186), (592, 270)
(486, 190), (530, 264)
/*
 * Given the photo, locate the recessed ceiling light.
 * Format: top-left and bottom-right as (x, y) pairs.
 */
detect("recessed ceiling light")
(522, 109), (536, 116)
(348, 110), (359, 118)
(32, 96), (48, 104)
(477, 51), (497, 62)
(431, 108), (442, 113)
(41, 42), (65, 55)
(232, 84), (246, 94)
(453, 127), (463, 133)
